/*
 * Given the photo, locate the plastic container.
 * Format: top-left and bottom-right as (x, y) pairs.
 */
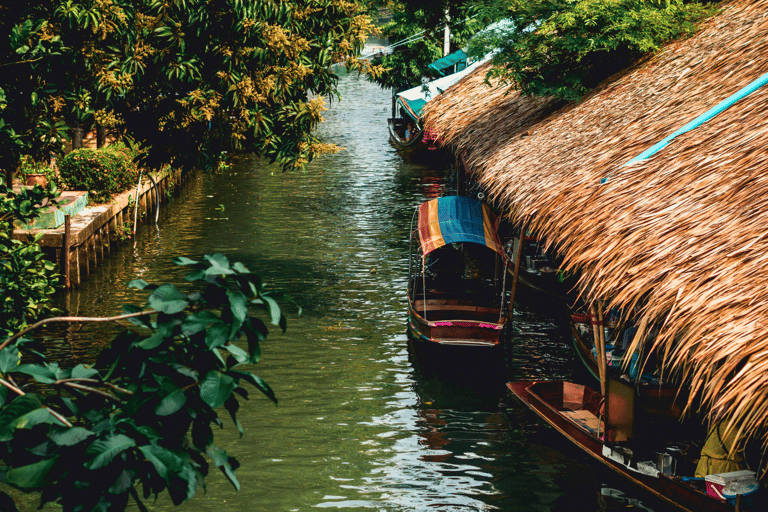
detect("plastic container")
(704, 470), (757, 503)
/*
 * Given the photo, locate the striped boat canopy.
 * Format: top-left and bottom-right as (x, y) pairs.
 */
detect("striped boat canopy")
(417, 196), (503, 256)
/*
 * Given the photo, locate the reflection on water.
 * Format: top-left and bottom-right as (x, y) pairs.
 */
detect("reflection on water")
(36, 73), (677, 512)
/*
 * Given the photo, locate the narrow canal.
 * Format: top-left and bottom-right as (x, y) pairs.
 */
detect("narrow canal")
(54, 73), (672, 511)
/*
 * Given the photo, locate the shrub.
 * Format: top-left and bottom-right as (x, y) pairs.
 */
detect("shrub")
(58, 147), (139, 203)
(0, 178), (60, 336)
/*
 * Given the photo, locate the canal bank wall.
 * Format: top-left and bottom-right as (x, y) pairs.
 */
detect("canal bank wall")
(12, 166), (196, 288)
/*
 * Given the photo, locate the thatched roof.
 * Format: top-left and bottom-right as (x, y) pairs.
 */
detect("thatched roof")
(424, 0), (768, 446)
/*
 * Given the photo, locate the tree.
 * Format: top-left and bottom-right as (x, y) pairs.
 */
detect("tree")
(0, 178), (60, 337)
(467, 0), (715, 101)
(0, 254), (295, 511)
(368, 0), (486, 91)
(0, 0), (375, 181)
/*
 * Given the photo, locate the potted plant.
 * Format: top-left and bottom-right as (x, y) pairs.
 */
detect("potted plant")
(19, 155), (56, 188)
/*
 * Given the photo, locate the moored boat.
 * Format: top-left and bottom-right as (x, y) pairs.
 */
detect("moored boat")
(508, 380), (755, 512)
(407, 195), (511, 347)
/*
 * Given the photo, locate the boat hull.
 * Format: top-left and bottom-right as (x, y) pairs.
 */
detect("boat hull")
(507, 381), (733, 512)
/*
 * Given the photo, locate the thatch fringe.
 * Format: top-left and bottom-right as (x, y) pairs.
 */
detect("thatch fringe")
(424, 0), (768, 449)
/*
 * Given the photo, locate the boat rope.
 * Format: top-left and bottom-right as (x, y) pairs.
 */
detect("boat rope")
(600, 71), (768, 184)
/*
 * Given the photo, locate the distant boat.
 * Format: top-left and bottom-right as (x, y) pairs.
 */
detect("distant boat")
(389, 54), (490, 155)
(407, 195), (511, 347)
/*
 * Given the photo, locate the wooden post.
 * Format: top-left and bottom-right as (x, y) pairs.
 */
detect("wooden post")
(508, 224), (527, 313)
(62, 215), (71, 289)
(590, 303), (607, 399)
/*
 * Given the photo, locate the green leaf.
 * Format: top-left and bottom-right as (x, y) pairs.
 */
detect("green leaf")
(138, 331), (166, 350)
(71, 364), (99, 379)
(182, 311), (220, 336)
(228, 370), (277, 405)
(12, 364), (57, 384)
(122, 304), (152, 328)
(172, 256), (198, 266)
(155, 387), (187, 416)
(204, 254), (234, 275)
(139, 444), (184, 481)
(206, 445), (240, 491)
(232, 261), (250, 274)
(148, 284), (189, 314)
(0, 345), (20, 373)
(12, 408), (67, 429)
(129, 279), (150, 290)
(223, 344), (249, 364)
(50, 426), (94, 446)
(200, 371), (236, 409)
(259, 294), (282, 327)
(85, 434), (136, 469)
(4, 457), (57, 488)
(227, 290), (248, 323)
(205, 322), (230, 349)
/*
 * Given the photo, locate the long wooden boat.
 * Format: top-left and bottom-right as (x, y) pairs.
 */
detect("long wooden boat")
(407, 196), (510, 347)
(388, 117), (425, 151)
(508, 380), (736, 512)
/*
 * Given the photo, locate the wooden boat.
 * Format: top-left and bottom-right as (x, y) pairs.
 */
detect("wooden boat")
(508, 380), (737, 512)
(387, 117), (425, 151)
(407, 196), (511, 347)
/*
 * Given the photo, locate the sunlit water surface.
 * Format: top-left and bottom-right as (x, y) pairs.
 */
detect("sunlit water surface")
(30, 73), (677, 512)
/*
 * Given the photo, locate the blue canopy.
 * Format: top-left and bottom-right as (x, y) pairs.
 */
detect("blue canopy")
(417, 196), (503, 256)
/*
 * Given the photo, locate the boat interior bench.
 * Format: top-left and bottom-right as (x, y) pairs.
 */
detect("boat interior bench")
(413, 299), (501, 323)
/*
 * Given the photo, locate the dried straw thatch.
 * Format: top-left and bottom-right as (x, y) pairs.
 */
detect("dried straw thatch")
(424, 0), (768, 447)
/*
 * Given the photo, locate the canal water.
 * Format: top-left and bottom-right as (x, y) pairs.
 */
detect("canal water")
(46, 73), (674, 511)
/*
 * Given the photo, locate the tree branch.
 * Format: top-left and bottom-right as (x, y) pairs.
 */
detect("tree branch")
(0, 377), (73, 427)
(63, 382), (120, 401)
(0, 310), (159, 350)
(55, 378), (133, 395)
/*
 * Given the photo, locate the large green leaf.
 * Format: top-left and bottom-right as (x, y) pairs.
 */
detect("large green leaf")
(50, 426), (94, 446)
(148, 284), (189, 314)
(11, 364), (57, 383)
(200, 371), (236, 409)
(0, 345), (20, 373)
(4, 457), (57, 488)
(205, 322), (230, 349)
(155, 386), (187, 416)
(182, 311), (220, 336)
(139, 444), (185, 481)
(85, 434), (137, 469)
(226, 290), (248, 323)
(0, 395), (45, 439)
(204, 254), (234, 275)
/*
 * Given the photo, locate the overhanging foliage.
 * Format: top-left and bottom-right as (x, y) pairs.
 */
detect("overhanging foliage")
(0, 254), (297, 511)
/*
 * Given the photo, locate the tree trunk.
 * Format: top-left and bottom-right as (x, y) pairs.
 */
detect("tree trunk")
(73, 126), (83, 150)
(96, 124), (106, 148)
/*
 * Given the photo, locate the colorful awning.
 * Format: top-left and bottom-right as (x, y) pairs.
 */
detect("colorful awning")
(417, 196), (503, 256)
